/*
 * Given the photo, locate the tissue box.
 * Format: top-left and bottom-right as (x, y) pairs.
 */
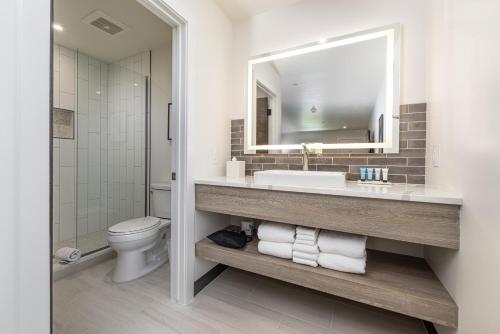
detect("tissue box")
(226, 159), (245, 178)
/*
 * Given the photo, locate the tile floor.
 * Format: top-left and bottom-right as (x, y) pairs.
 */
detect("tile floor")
(53, 259), (426, 334)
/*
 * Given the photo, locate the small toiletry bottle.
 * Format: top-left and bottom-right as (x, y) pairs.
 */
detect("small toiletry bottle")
(367, 168), (374, 182)
(374, 168), (381, 181)
(359, 167), (367, 182)
(382, 168), (389, 183)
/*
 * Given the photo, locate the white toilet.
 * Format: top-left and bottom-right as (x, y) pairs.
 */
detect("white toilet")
(107, 183), (171, 283)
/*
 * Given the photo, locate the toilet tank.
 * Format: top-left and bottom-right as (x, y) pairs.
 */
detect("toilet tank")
(150, 183), (171, 219)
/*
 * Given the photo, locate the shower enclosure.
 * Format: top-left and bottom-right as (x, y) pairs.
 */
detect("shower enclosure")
(52, 46), (150, 255)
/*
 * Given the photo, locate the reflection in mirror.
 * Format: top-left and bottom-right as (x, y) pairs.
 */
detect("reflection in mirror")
(248, 25), (400, 153)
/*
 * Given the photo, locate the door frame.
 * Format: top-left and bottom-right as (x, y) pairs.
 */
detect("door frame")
(137, 0), (190, 304)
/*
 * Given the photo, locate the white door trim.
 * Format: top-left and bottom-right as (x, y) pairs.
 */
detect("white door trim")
(136, 0), (190, 304)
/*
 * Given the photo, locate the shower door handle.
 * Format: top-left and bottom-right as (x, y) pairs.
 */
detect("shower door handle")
(167, 102), (172, 141)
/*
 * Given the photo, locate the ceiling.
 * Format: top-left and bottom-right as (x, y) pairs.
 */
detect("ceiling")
(266, 37), (387, 133)
(54, 0), (172, 63)
(214, 0), (302, 21)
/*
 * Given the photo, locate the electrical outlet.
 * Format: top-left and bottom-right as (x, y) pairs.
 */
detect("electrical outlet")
(432, 144), (440, 167)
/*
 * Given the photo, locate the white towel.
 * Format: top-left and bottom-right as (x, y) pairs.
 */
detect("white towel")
(296, 233), (317, 241)
(293, 251), (318, 261)
(318, 253), (366, 274)
(292, 243), (319, 254)
(258, 241), (293, 259)
(257, 222), (296, 243)
(293, 257), (318, 267)
(55, 247), (81, 263)
(296, 226), (319, 239)
(318, 230), (367, 258)
(294, 238), (316, 246)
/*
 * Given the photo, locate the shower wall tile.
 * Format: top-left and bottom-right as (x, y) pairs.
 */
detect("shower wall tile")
(77, 149), (88, 184)
(60, 166), (75, 204)
(77, 114), (89, 148)
(107, 51), (149, 226)
(87, 199), (100, 233)
(60, 203), (76, 241)
(52, 46), (77, 248)
(59, 140), (75, 167)
(53, 146), (60, 186)
(76, 217), (87, 237)
(77, 184), (88, 218)
(77, 53), (89, 80)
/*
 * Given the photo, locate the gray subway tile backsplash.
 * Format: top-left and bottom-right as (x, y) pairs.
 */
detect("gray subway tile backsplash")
(230, 103), (427, 184)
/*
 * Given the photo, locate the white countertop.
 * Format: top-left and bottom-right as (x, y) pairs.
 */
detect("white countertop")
(194, 176), (463, 205)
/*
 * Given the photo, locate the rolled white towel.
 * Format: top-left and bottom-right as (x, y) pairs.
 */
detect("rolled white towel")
(294, 238), (316, 246)
(55, 247), (81, 263)
(258, 222), (296, 243)
(293, 251), (318, 262)
(296, 233), (317, 241)
(318, 230), (367, 258)
(293, 257), (318, 267)
(292, 243), (319, 254)
(258, 241), (293, 259)
(318, 253), (366, 274)
(296, 226), (319, 239)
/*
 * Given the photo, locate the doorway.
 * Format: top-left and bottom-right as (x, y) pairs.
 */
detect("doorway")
(51, 0), (189, 331)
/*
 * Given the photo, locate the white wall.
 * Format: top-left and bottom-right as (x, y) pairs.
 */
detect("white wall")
(76, 51), (110, 239)
(151, 44), (172, 184)
(232, 0), (430, 120)
(107, 52), (150, 225)
(52, 45), (77, 249)
(158, 0), (233, 284)
(425, 0), (500, 333)
(0, 0), (51, 333)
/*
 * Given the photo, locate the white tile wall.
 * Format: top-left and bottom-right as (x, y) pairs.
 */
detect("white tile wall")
(53, 45), (149, 253)
(53, 45), (77, 249)
(107, 51), (149, 227)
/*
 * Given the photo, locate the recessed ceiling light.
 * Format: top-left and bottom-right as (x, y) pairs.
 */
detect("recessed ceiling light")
(96, 91), (101, 95)
(318, 38), (327, 44)
(343, 125), (347, 129)
(133, 83), (138, 87)
(53, 23), (64, 31)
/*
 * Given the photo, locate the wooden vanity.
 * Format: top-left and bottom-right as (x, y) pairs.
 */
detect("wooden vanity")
(194, 177), (462, 328)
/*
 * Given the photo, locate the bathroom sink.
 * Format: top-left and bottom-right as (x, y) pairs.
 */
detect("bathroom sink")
(254, 170), (346, 188)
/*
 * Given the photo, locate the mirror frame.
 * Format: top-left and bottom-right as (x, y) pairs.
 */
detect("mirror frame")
(246, 24), (401, 153)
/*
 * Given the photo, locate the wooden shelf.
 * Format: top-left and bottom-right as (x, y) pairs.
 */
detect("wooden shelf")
(195, 185), (461, 249)
(196, 238), (458, 328)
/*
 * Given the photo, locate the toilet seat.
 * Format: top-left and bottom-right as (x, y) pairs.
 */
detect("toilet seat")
(109, 216), (161, 236)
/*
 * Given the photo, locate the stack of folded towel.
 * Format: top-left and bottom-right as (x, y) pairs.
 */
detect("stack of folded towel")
(257, 222), (295, 259)
(317, 230), (367, 274)
(292, 226), (320, 267)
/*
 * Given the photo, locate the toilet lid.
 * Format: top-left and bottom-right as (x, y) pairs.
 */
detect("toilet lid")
(108, 216), (161, 235)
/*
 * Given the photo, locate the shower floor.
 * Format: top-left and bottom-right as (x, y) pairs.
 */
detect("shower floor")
(54, 230), (108, 256)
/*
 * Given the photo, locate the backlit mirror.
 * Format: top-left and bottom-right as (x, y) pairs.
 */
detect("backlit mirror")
(247, 24), (401, 153)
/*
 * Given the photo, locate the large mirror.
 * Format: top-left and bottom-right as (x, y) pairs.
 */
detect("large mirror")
(247, 24), (401, 153)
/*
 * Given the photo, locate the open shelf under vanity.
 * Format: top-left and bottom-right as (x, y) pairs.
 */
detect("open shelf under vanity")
(194, 180), (462, 329)
(196, 238), (457, 328)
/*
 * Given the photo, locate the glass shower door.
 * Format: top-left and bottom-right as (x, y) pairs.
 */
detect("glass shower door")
(75, 51), (149, 255)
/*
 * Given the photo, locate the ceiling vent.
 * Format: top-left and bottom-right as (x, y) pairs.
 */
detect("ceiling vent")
(82, 10), (129, 36)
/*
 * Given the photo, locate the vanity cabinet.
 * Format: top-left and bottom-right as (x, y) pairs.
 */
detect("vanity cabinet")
(194, 179), (462, 328)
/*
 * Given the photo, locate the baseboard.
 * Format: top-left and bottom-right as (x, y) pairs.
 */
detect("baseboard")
(423, 321), (438, 334)
(53, 247), (116, 281)
(194, 264), (228, 296)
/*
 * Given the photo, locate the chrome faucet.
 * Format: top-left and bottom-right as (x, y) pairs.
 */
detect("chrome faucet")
(301, 144), (310, 171)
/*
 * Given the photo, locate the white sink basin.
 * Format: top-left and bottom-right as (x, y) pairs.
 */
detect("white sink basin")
(254, 170), (346, 188)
